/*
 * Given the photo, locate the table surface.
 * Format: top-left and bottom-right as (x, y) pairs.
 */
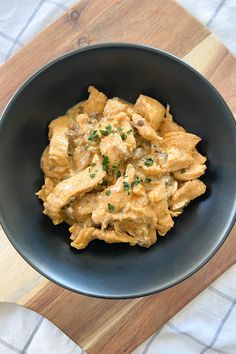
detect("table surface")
(0, 0), (235, 353)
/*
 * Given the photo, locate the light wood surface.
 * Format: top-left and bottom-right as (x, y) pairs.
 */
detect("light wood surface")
(0, 1), (235, 353)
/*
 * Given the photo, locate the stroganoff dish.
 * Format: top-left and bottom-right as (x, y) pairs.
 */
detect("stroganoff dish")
(37, 86), (207, 250)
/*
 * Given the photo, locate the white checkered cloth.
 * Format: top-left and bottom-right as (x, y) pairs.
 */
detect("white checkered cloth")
(0, 1), (235, 353)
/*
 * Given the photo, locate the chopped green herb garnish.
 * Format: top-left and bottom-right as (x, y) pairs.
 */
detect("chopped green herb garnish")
(90, 173), (96, 178)
(117, 127), (123, 131)
(91, 162), (96, 167)
(144, 158), (154, 166)
(88, 130), (99, 141)
(132, 176), (140, 187)
(116, 170), (121, 178)
(145, 177), (152, 183)
(127, 129), (133, 134)
(121, 133), (127, 141)
(100, 129), (109, 137)
(108, 203), (115, 211)
(102, 155), (109, 171)
(105, 124), (114, 132)
(101, 178), (108, 187)
(105, 190), (111, 196)
(123, 181), (131, 191)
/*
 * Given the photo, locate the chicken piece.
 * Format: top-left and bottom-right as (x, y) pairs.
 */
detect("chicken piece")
(36, 177), (58, 202)
(172, 148), (207, 181)
(70, 226), (137, 250)
(114, 220), (157, 248)
(141, 164), (166, 177)
(134, 94), (165, 130)
(40, 146), (69, 179)
(83, 86), (107, 115)
(159, 106), (185, 136)
(67, 113), (90, 148)
(67, 192), (99, 220)
(169, 180), (206, 211)
(69, 218), (93, 240)
(99, 133), (130, 166)
(157, 147), (193, 172)
(161, 131), (201, 152)
(132, 113), (162, 144)
(43, 155), (106, 224)
(148, 183), (174, 236)
(103, 98), (128, 117)
(48, 115), (70, 174)
(173, 163), (206, 181)
(66, 102), (84, 119)
(192, 149), (207, 164)
(92, 165), (135, 227)
(72, 146), (92, 172)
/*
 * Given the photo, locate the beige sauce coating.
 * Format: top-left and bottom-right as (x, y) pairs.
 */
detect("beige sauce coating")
(37, 86), (207, 250)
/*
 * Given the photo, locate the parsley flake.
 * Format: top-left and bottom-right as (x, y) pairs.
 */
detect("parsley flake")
(108, 203), (115, 211)
(105, 190), (111, 196)
(88, 130), (99, 141)
(100, 130), (109, 137)
(121, 133), (127, 141)
(102, 155), (109, 171)
(123, 181), (131, 191)
(90, 173), (96, 178)
(132, 177), (140, 187)
(116, 170), (121, 178)
(144, 158), (154, 166)
(117, 127), (123, 131)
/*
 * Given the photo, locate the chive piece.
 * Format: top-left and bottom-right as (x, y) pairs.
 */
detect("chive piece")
(121, 133), (127, 141)
(90, 173), (96, 178)
(105, 124), (114, 132)
(108, 203), (115, 211)
(105, 190), (111, 196)
(127, 129), (133, 134)
(88, 130), (99, 141)
(117, 127), (123, 131)
(102, 155), (109, 171)
(132, 176), (140, 187)
(100, 129), (109, 137)
(116, 170), (121, 178)
(144, 158), (154, 166)
(101, 178), (108, 187)
(123, 181), (131, 191)
(91, 162), (96, 167)
(145, 177), (152, 183)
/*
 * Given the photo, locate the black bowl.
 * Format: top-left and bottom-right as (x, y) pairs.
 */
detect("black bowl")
(0, 43), (236, 299)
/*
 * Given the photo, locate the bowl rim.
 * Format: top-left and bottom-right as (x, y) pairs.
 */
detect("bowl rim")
(0, 42), (236, 299)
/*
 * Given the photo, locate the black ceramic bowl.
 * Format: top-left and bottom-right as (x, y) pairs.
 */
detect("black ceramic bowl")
(0, 43), (236, 299)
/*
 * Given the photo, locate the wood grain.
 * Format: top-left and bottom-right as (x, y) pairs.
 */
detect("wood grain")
(0, 1), (235, 353)
(26, 226), (236, 354)
(0, 0), (210, 113)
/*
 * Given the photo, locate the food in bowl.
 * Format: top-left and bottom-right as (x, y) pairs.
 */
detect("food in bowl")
(37, 86), (207, 250)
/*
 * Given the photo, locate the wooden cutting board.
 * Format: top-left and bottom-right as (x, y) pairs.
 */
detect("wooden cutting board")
(0, 0), (235, 353)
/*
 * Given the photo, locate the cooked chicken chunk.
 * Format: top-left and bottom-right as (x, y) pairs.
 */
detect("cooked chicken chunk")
(83, 86), (107, 115)
(169, 180), (206, 211)
(132, 113), (162, 144)
(70, 226), (137, 250)
(38, 87), (207, 250)
(43, 155), (105, 224)
(134, 94), (165, 130)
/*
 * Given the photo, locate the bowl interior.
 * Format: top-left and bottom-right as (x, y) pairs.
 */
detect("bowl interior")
(0, 44), (235, 298)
